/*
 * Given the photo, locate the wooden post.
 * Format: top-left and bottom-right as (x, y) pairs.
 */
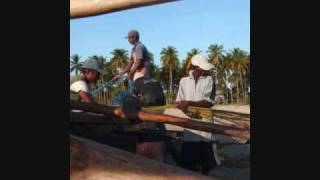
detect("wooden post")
(71, 0), (179, 19)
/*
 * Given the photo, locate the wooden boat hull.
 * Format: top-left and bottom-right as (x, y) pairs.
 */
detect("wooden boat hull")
(70, 135), (219, 180)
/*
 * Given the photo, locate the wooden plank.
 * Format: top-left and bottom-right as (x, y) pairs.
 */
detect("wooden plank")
(71, 0), (179, 19)
(70, 111), (128, 124)
(70, 135), (219, 180)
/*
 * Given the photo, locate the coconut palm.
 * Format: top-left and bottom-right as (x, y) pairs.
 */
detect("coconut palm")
(70, 54), (83, 75)
(110, 49), (129, 91)
(207, 44), (225, 83)
(207, 44), (224, 64)
(89, 55), (108, 104)
(230, 48), (249, 103)
(110, 49), (129, 70)
(160, 46), (179, 99)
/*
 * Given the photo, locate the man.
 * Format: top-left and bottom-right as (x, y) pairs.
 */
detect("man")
(115, 30), (151, 93)
(70, 58), (105, 103)
(174, 54), (218, 175)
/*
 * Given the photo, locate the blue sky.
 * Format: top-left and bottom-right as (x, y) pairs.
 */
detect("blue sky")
(70, 0), (250, 66)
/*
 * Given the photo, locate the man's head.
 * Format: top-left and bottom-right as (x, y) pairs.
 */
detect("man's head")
(81, 58), (105, 83)
(190, 54), (214, 79)
(126, 30), (139, 45)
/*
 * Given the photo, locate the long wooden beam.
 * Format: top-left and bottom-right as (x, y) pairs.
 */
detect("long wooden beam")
(70, 135), (217, 180)
(70, 100), (250, 140)
(70, 0), (179, 19)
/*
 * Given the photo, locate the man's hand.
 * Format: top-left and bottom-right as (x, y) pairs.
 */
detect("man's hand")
(176, 101), (191, 111)
(126, 73), (133, 80)
(114, 74), (121, 80)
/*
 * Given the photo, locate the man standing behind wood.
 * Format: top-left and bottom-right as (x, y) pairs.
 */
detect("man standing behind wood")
(175, 54), (218, 175)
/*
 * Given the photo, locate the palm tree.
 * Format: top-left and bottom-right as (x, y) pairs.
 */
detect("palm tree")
(207, 44), (225, 84)
(90, 55), (107, 67)
(110, 49), (129, 71)
(148, 51), (155, 64)
(160, 46), (179, 100)
(147, 51), (160, 80)
(207, 44), (224, 64)
(70, 54), (83, 75)
(182, 48), (202, 74)
(230, 48), (249, 103)
(89, 55), (108, 104)
(223, 52), (236, 103)
(110, 49), (129, 91)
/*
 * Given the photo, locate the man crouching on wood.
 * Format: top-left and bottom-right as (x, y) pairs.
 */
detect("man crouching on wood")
(70, 58), (105, 103)
(172, 54), (219, 175)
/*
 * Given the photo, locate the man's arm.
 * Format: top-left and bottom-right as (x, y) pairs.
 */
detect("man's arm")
(188, 100), (213, 107)
(70, 80), (94, 103)
(176, 77), (214, 110)
(120, 60), (133, 75)
(78, 91), (95, 103)
(176, 100), (213, 111)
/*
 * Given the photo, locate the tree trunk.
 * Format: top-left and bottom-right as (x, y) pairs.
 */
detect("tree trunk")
(169, 63), (173, 103)
(239, 72), (244, 103)
(226, 89), (229, 104)
(236, 79), (240, 103)
(230, 89), (233, 104)
(243, 75), (247, 104)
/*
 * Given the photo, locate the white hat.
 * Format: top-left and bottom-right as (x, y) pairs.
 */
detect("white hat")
(191, 54), (214, 71)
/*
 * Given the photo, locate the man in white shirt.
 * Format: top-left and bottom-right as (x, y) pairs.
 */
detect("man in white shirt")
(70, 58), (105, 103)
(174, 54), (218, 175)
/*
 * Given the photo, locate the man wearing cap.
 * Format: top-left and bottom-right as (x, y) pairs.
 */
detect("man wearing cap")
(174, 54), (218, 175)
(70, 58), (105, 103)
(115, 30), (151, 89)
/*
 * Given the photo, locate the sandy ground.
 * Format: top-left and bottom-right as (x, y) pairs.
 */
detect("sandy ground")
(208, 135), (250, 180)
(210, 104), (250, 179)
(213, 104), (250, 114)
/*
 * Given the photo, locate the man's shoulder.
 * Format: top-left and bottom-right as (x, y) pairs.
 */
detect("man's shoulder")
(201, 75), (213, 82)
(70, 75), (83, 81)
(180, 76), (191, 83)
(135, 42), (146, 49)
(70, 75), (86, 85)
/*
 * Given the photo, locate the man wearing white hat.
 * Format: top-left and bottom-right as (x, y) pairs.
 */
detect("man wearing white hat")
(173, 54), (218, 175)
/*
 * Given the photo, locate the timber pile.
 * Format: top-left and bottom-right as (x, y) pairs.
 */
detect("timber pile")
(144, 104), (250, 131)
(70, 100), (250, 140)
(70, 135), (218, 180)
(213, 110), (250, 122)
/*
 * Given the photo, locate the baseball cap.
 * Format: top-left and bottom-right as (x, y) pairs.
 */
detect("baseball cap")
(82, 58), (106, 75)
(191, 54), (214, 71)
(125, 30), (139, 39)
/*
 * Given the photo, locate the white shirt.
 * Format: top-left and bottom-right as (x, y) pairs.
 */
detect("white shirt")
(176, 70), (214, 104)
(70, 80), (89, 93)
(175, 70), (215, 142)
